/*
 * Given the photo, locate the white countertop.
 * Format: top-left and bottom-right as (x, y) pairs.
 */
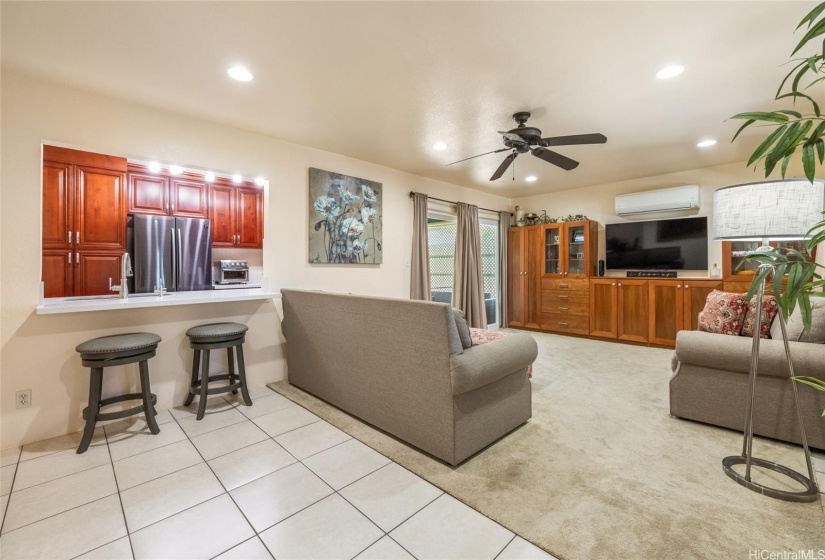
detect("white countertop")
(36, 288), (281, 315)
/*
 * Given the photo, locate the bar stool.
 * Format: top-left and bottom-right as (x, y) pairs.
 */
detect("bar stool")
(75, 332), (162, 454)
(185, 322), (252, 420)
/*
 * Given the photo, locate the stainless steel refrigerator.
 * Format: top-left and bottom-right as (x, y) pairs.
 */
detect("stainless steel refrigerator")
(128, 215), (212, 293)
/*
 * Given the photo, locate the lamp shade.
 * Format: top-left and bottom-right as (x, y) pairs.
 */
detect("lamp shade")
(713, 178), (824, 240)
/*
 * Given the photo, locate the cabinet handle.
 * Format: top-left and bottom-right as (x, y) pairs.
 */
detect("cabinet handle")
(618, 282), (622, 287)
(68, 253), (72, 264)
(611, 282), (616, 286)
(559, 295), (569, 299)
(685, 284), (690, 289)
(75, 252), (79, 264)
(68, 231), (72, 243)
(560, 283), (568, 288)
(677, 284), (682, 288)
(559, 322), (569, 326)
(76, 231), (79, 244)
(559, 307), (569, 311)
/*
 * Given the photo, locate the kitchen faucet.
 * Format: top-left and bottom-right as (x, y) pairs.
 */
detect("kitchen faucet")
(109, 252), (133, 299)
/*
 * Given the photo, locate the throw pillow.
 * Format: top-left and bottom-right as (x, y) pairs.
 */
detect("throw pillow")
(770, 298), (825, 343)
(452, 308), (473, 349)
(741, 295), (778, 339)
(698, 290), (749, 336)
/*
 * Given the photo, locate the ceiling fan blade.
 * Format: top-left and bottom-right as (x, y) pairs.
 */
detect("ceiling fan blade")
(490, 153), (518, 181)
(498, 131), (526, 144)
(446, 148), (509, 166)
(532, 147), (579, 171)
(540, 133), (607, 147)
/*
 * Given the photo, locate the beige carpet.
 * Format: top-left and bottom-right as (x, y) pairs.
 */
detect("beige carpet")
(270, 331), (825, 559)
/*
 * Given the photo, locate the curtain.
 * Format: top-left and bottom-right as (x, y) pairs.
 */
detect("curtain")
(454, 202), (488, 328)
(499, 210), (510, 327)
(410, 192), (431, 300)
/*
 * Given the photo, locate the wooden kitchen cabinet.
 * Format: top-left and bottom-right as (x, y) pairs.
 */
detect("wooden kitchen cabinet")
(208, 182), (263, 249)
(590, 279), (618, 338)
(541, 220), (598, 278)
(507, 225), (541, 329)
(128, 166), (208, 219)
(648, 280), (683, 346)
(617, 279), (649, 343)
(683, 280), (723, 331)
(74, 252), (124, 297)
(42, 146), (127, 297)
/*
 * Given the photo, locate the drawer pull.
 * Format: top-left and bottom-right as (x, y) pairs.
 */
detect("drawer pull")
(560, 283), (568, 288)
(559, 295), (569, 299)
(559, 307), (569, 311)
(559, 322), (569, 326)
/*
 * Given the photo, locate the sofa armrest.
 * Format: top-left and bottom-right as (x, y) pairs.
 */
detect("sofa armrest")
(449, 332), (538, 395)
(674, 330), (825, 379)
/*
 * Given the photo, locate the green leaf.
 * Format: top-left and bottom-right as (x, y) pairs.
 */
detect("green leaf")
(776, 92), (821, 117)
(796, 2), (825, 30)
(791, 63), (812, 92)
(747, 124), (788, 166)
(806, 75), (825, 89)
(765, 121), (801, 175)
(817, 139), (825, 163)
(799, 290), (813, 334)
(807, 55), (819, 72)
(792, 18), (825, 55)
(731, 119), (756, 143)
(776, 60), (808, 97)
(730, 112), (789, 123)
(776, 109), (803, 119)
(781, 153), (793, 178)
(803, 142), (816, 181)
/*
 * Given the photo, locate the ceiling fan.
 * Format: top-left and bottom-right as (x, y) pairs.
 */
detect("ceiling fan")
(447, 112), (607, 181)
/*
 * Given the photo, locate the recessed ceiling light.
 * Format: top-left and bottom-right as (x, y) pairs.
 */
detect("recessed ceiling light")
(227, 65), (253, 82)
(697, 139), (717, 148)
(169, 165), (183, 175)
(147, 162), (161, 173)
(254, 177), (266, 187)
(525, 175), (538, 182)
(232, 174), (243, 184)
(432, 142), (448, 150)
(656, 64), (685, 80)
(204, 172), (215, 183)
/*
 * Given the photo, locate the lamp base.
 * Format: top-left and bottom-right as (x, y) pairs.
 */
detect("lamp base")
(722, 455), (819, 503)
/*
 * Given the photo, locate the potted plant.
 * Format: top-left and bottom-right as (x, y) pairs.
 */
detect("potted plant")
(732, 1), (825, 410)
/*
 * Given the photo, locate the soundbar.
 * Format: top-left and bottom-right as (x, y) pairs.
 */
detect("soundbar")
(626, 271), (677, 278)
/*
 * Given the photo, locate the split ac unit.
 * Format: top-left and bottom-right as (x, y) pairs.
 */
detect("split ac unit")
(615, 185), (700, 216)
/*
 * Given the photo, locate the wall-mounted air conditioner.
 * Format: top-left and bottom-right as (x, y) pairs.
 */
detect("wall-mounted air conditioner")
(615, 185), (700, 216)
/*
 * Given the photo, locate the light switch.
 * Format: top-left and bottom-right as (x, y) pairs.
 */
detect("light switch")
(404, 257), (410, 268)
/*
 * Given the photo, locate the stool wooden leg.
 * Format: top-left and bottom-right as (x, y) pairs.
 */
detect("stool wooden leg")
(139, 360), (160, 435)
(78, 367), (103, 454)
(227, 347), (238, 394)
(236, 344), (253, 406)
(196, 350), (210, 420)
(184, 349), (200, 406)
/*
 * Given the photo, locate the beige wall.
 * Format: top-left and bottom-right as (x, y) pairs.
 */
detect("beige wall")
(512, 159), (817, 276)
(0, 70), (511, 448)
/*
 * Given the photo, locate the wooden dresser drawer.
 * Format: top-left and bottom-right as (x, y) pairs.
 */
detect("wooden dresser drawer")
(542, 290), (589, 306)
(541, 313), (589, 334)
(542, 278), (589, 291)
(541, 301), (589, 316)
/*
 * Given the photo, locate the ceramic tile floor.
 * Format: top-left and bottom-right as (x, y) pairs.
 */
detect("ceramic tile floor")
(0, 388), (557, 560)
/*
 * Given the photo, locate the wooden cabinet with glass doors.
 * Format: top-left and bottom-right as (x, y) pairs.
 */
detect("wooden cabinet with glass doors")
(722, 241), (817, 292)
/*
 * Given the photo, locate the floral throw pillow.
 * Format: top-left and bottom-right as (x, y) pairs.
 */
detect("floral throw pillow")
(741, 295), (778, 339)
(698, 290), (749, 336)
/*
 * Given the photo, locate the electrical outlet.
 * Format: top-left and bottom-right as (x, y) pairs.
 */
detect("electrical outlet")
(16, 389), (31, 409)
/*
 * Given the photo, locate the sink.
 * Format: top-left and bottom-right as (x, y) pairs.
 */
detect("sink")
(59, 292), (170, 301)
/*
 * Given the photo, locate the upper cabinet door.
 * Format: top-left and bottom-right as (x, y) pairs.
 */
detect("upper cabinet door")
(75, 165), (126, 251)
(128, 172), (168, 216)
(542, 224), (563, 277)
(209, 184), (236, 248)
(565, 222), (591, 277)
(170, 178), (208, 218)
(42, 161), (73, 248)
(236, 186), (263, 248)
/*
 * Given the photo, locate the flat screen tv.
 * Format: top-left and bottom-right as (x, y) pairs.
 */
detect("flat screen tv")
(605, 217), (708, 271)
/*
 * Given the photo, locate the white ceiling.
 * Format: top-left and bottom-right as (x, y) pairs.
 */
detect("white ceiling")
(2, 1), (821, 198)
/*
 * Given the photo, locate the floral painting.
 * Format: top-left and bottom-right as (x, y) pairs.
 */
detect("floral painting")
(308, 168), (383, 264)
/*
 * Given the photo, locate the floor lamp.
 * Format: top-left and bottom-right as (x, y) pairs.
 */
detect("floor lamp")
(713, 178), (824, 503)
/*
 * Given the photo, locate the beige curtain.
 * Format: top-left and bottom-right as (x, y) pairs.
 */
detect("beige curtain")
(499, 210), (510, 327)
(454, 202), (487, 328)
(410, 192), (431, 300)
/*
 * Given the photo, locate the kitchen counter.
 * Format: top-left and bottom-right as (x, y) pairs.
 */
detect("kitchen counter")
(36, 288), (280, 315)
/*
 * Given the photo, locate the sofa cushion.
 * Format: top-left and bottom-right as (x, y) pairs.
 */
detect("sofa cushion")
(698, 290), (749, 336)
(450, 332), (538, 395)
(741, 295), (778, 339)
(770, 297), (825, 343)
(452, 308), (473, 349)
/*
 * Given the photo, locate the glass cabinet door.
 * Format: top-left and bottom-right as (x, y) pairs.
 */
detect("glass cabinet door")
(566, 223), (587, 276)
(544, 225), (562, 275)
(728, 241), (762, 277)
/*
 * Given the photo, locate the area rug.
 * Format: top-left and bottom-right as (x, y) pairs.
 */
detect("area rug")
(269, 331), (825, 559)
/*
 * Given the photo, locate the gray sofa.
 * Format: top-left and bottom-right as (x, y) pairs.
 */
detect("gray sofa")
(670, 330), (825, 450)
(281, 289), (538, 465)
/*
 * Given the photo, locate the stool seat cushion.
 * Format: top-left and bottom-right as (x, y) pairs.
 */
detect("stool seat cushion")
(76, 332), (162, 357)
(186, 322), (248, 340)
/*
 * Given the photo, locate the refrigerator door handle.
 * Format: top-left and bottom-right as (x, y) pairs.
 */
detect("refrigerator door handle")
(177, 228), (183, 287)
(170, 227), (177, 290)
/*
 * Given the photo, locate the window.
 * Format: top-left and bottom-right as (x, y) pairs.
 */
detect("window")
(427, 213), (499, 327)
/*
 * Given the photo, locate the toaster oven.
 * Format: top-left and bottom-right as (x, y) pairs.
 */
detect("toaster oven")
(214, 260), (250, 284)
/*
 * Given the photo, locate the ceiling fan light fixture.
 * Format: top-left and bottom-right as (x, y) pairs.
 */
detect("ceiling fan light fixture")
(525, 175), (537, 182)
(432, 142), (448, 150)
(697, 139), (717, 148)
(656, 64), (685, 80)
(227, 65), (254, 82)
